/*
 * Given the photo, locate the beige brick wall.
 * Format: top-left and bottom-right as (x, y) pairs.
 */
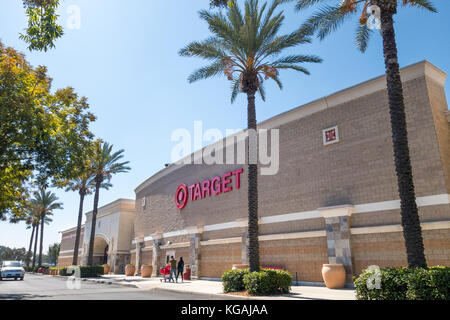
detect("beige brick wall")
(199, 243), (242, 278)
(260, 238), (328, 282)
(132, 68), (450, 281)
(352, 229), (450, 276)
(135, 76), (449, 239)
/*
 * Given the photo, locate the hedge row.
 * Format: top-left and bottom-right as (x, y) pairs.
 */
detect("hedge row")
(222, 269), (292, 295)
(59, 265), (104, 278)
(354, 266), (450, 300)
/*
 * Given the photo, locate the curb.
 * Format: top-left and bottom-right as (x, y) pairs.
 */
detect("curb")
(148, 287), (253, 300)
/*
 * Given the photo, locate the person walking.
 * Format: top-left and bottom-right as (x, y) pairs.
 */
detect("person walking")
(176, 257), (184, 283)
(169, 256), (177, 283)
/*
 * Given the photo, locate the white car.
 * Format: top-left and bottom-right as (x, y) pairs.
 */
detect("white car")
(0, 261), (25, 281)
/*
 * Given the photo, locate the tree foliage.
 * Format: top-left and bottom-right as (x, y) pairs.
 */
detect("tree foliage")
(47, 242), (60, 265)
(281, 0), (437, 52)
(0, 42), (96, 221)
(19, 0), (64, 52)
(0, 246), (27, 262)
(180, 0), (322, 103)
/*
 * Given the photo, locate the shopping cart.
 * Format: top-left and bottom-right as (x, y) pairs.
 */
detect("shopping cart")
(159, 266), (171, 282)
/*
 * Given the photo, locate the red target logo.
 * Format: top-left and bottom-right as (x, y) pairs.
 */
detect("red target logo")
(175, 184), (188, 210)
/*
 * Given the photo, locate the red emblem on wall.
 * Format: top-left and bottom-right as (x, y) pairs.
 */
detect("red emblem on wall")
(175, 184), (188, 209)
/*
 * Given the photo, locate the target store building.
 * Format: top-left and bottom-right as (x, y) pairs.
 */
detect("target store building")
(59, 61), (450, 284)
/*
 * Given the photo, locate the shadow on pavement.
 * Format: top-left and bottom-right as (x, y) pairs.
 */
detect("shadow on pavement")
(0, 293), (50, 300)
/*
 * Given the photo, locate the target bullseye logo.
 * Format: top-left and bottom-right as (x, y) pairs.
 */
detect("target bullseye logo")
(175, 184), (188, 209)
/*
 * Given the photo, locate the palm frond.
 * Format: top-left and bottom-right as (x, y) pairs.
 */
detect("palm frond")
(271, 64), (310, 75)
(304, 4), (354, 40)
(188, 60), (226, 83)
(271, 54), (322, 65)
(231, 77), (242, 103)
(179, 37), (227, 60)
(404, 0), (437, 13)
(257, 80), (266, 101)
(355, 23), (372, 52)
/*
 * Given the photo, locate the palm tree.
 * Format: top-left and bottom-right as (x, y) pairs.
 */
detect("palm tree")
(283, 0), (436, 268)
(31, 188), (63, 267)
(180, 0), (322, 272)
(65, 172), (112, 266)
(25, 207), (40, 267)
(31, 213), (53, 268)
(87, 141), (130, 266)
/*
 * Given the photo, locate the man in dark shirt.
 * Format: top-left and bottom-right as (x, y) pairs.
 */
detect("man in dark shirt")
(176, 257), (184, 283)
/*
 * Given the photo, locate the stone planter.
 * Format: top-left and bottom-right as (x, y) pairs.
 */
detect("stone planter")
(232, 264), (249, 270)
(141, 265), (153, 278)
(322, 264), (346, 289)
(125, 264), (135, 276)
(103, 264), (111, 275)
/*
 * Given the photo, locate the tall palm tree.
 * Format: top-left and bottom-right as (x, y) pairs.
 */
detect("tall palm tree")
(65, 172), (112, 266)
(87, 141), (130, 266)
(284, 0), (436, 268)
(180, 0), (322, 272)
(31, 212), (53, 267)
(65, 174), (94, 266)
(25, 207), (40, 267)
(31, 188), (63, 267)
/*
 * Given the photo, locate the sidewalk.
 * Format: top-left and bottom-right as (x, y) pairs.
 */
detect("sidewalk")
(81, 274), (356, 300)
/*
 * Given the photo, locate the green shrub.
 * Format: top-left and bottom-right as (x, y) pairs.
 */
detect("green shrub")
(59, 265), (104, 278)
(406, 266), (450, 300)
(222, 269), (249, 292)
(354, 266), (450, 300)
(79, 265), (104, 278)
(243, 269), (292, 295)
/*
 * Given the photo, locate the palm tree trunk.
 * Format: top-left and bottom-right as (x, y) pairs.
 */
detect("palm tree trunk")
(26, 224), (35, 267)
(247, 90), (260, 272)
(38, 213), (45, 267)
(32, 222), (39, 268)
(87, 178), (102, 266)
(73, 191), (85, 266)
(379, 0), (426, 268)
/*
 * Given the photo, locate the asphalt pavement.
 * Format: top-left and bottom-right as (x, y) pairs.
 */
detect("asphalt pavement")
(0, 273), (238, 300)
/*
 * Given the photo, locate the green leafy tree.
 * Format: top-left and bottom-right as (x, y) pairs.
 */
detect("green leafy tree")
(87, 142), (130, 266)
(283, 0), (437, 268)
(0, 42), (96, 222)
(19, 0), (64, 52)
(47, 242), (60, 266)
(0, 247), (27, 262)
(31, 187), (62, 267)
(180, 0), (321, 271)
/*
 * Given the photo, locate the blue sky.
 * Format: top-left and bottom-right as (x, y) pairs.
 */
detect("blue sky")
(0, 0), (449, 251)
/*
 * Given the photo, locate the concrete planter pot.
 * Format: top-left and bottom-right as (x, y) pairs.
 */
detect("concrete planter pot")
(322, 264), (346, 289)
(103, 264), (111, 275)
(125, 264), (135, 276)
(232, 264), (249, 270)
(141, 265), (153, 278)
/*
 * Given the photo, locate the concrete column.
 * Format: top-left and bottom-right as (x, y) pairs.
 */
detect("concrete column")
(134, 238), (143, 275)
(187, 226), (203, 279)
(236, 219), (249, 265)
(151, 233), (162, 277)
(319, 205), (354, 283)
